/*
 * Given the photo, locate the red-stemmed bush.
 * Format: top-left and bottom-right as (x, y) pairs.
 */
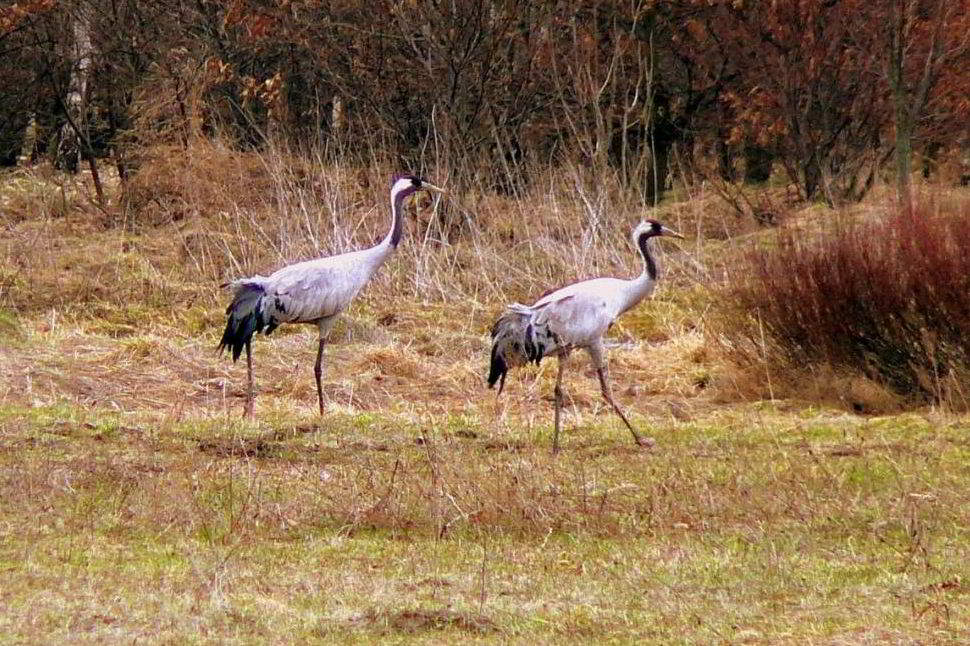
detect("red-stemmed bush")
(726, 198), (970, 402)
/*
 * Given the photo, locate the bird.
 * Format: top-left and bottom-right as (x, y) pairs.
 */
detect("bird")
(218, 173), (446, 417)
(486, 219), (683, 453)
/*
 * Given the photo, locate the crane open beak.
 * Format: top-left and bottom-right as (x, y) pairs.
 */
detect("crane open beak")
(421, 182), (447, 195)
(661, 225), (685, 239)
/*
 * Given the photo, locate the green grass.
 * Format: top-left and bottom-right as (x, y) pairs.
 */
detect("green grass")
(1, 397), (967, 643)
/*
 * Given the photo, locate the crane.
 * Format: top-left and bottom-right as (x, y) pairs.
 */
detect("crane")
(487, 219), (683, 453)
(219, 173), (445, 417)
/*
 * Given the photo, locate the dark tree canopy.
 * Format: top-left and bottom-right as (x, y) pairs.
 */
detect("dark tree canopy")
(1, 0), (968, 203)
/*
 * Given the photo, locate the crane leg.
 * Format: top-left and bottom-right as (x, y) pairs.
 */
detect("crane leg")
(596, 367), (654, 448)
(314, 339), (326, 416)
(243, 339), (254, 418)
(552, 357), (566, 454)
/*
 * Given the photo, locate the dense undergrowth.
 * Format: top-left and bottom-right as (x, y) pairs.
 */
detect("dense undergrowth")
(724, 197), (970, 407)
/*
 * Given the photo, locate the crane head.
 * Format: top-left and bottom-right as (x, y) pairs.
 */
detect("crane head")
(636, 219), (685, 240)
(391, 174), (447, 201)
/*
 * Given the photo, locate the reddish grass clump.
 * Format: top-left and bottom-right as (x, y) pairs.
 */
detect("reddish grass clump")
(726, 199), (970, 401)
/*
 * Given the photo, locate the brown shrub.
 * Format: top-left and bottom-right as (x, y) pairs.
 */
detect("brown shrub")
(722, 197), (970, 404)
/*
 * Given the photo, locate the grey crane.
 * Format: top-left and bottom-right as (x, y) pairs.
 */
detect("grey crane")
(219, 173), (445, 417)
(487, 219), (683, 453)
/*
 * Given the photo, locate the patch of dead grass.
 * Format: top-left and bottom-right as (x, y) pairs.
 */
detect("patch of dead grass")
(349, 607), (497, 635)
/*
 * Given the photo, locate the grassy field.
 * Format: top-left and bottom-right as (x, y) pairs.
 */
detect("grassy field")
(1, 157), (968, 643)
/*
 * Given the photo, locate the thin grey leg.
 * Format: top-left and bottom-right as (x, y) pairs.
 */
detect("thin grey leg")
(552, 357), (566, 454)
(243, 340), (254, 418)
(314, 338), (326, 415)
(596, 367), (653, 447)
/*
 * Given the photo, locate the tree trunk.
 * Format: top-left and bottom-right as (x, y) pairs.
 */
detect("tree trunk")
(55, 10), (93, 173)
(921, 141), (942, 178)
(643, 140), (671, 205)
(886, 0), (948, 213)
(802, 155), (822, 202)
(716, 135), (736, 182)
(331, 95), (345, 135)
(743, 144), (773, 183)
(642, 97), (678, 205)
(890, 2), (914, 213)
(893, 99), (913, 211)
(18, 112), (38, 166)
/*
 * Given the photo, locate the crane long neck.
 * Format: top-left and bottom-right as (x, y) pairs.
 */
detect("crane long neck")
(637, 232), (659, 281)
(616, 231), (661, 315)
(381, 187), (412, 249)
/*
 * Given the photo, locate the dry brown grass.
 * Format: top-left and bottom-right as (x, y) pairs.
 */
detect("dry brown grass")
(0, 141), (726, 418)
(2, 146), (969, 642)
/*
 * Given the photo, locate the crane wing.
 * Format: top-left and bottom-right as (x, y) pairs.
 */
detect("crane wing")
(533, 291), (615, 347)
(266, 261), (363, 323)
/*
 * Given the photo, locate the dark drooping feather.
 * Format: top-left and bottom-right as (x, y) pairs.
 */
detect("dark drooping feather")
(487, 305), (558, 394)
(218, 280), (275, 361)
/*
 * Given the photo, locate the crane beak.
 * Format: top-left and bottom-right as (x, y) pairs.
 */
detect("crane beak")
(421, 182), (447, 195)
(661, 225), (685, 239)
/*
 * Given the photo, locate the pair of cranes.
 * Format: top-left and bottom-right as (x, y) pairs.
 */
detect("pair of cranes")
(219, 174), (683, 452)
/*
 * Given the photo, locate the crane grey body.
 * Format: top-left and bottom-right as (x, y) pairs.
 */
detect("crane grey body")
(487, 219), (683, 453)
(219, 174), (445, 417)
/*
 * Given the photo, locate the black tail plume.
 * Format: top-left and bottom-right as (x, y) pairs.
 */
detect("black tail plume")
(487, 305), (551, 393)
(218, 281), (267, 362)
(487, 343), (509, 394)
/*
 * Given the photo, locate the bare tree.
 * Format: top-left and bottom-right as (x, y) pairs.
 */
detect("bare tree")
(886, 0), (969, 210)
(54, 2), (92, 173)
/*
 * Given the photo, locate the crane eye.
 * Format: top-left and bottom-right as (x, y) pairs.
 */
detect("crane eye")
(411, 177), (421, 188)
